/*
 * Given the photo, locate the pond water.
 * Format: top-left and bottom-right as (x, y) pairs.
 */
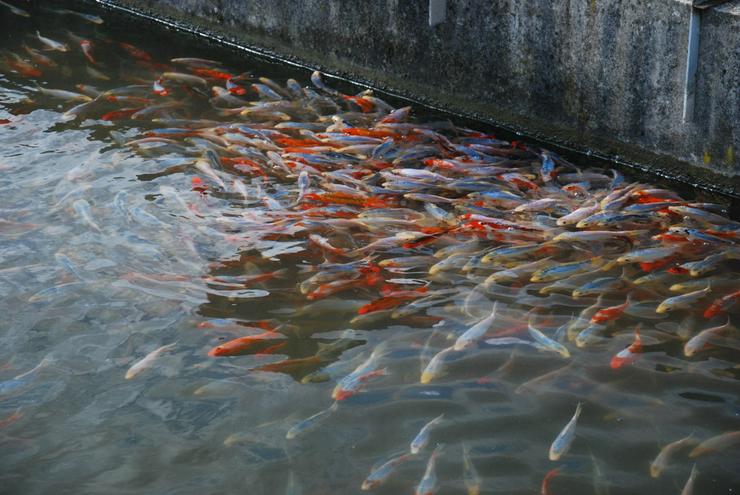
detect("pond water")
(0, 3), (738, 494)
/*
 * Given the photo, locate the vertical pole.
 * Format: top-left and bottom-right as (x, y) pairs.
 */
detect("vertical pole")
(682, 7), (701, 122)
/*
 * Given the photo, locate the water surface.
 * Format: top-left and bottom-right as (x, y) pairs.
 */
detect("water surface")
(0, 4), (738, 495)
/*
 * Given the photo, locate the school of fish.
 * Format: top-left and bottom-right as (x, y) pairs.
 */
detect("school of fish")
(1, 4), (739, 494)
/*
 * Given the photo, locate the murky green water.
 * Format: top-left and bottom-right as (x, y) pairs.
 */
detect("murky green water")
(0, 3), (738, 495)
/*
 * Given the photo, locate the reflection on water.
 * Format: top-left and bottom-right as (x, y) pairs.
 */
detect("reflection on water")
(0, 2), (738, 494)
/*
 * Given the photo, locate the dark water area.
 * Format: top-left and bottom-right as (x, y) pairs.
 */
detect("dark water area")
(0, 2), (738, 495)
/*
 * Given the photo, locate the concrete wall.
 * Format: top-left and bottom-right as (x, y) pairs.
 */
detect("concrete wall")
(93, 0), (739, 196)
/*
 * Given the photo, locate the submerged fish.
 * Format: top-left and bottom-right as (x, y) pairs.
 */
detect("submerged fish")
(453, 302), (499, 350)
(650, 433), (699, 478)
(125, 342), (177, 379)
(361, 451), (413, 491)
(420, 346), (456, 384)
(410, 413), (445, 454)
(549, 402), (583, 461)
(286, 402), (338, 440)
(462, 443), (481, 495)
(415, 444), (443, 495)
(689, 430), (740, 458)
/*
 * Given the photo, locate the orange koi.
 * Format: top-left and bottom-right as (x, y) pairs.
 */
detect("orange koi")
(254, 341), (288, 356)
(208, 331), (281, 357)
(704, 229), (738, 240)
(498, 173), (539, 191)
(252, 355), (325, 374)
(704, 290), (740, 319)
(275, 137), (333, 148)
(191, 176), (208, 194)
(226, 78), (247, 95)
(366, 160), (395, 170)
(118, 42), (152, 61)
(358, 295), (418, 315)
(591, 295), (631, 324)
(221, 157), (259, 167)
(100, 108), (141, 121)
(192, 68), (234, 80)
(342, 127), (398, 139)
(379, 284), (428, 298)
(633, 196), (680, 204)
(540, 468), (560, 495)
(306, 278), (367, 300)
(304, 191), (363, 207)
(639, 258), (674, 273)
(667, 266), (690, 275)
(80, 40), (95, 64)
(300, 207), (357, 219)
(652, 232), (689, 243)
(6, 56), (41, 77)
(610, 328), (642, 369)
(342, 95), (374, 113)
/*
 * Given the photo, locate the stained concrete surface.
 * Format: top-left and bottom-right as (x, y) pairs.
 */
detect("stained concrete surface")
(90, 0), (739, 196)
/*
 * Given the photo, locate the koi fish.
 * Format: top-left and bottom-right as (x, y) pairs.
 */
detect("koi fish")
(528, 321), (570, 358)
(689, 430), (740, 458)
(703, 289), (740, 318)
(680, 464), (699, 495)
(462, 443), (481, 495)
(531, 257), (605, 283)
(415, 444), (443, 495)
(332, 343), (387, 400)
(590, 294), (631, 324)
(0, 409), (23, 428)
(208, 331), (282, 357)
(549, 402), (582, 460)
(125, 342), (177, 379)
(410, 413), (445, 454)
(650, 433), (699, 478)
(0, 0), (29, 17)
(540, 468), (560, 495)
(361, 451), (413, 491)
(421, 346), (455, 384)
(0, 356), (54, 397)
(252, 355), (325, 374)
(684, 320), (733, 356)
(610, 327), (642, 369)
(72, 199), (102, 232)
(80, 40), (95, 64)
(454, 302), (499, 350)
(656, 285), (711, 314)
(286, 402), (338, 440)
(36, 31), (68, 52)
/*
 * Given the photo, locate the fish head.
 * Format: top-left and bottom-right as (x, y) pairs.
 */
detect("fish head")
(655, 302), (671, 314)
(331, 387), (354, 402)
(361, 479), (380, 491)
(208, 346), (227, 357)
(703, 304), (721, 319)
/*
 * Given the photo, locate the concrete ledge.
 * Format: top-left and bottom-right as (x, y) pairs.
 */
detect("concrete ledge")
(90, 0), (739, 197)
